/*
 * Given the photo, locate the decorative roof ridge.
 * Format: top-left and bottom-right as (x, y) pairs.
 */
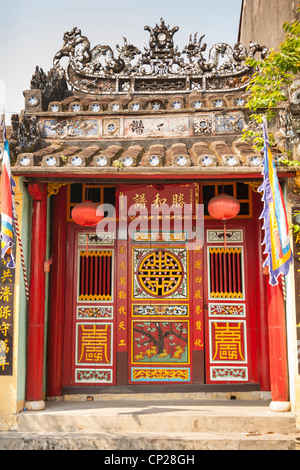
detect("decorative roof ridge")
(30, 19), (268, 97)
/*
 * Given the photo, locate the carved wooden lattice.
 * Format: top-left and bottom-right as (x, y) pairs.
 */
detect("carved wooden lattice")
(209, 247), (243, 299)
(79, 250), (113, 301)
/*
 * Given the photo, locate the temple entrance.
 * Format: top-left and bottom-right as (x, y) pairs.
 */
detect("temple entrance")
(61, 183), (268, 391)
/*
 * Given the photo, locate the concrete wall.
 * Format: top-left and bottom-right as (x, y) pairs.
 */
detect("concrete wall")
(238, 0), (300, 49)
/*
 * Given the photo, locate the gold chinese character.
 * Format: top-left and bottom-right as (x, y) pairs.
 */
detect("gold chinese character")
(194, 289), (202, 299)
(194, 260), (202, 269)
(118, 306), (127, 315)
(119, 261), (126, 270)
(213, 322), (245, 361)
(0, 322), (10, 336)
(195, 305), (202, 315)
(152, 193), (167, 208)
(119, 246), (126, 254)
(172, 193), (186, 208)
(118, 339), (126, 346)
(0, 286), (12, 302)
(119, 276), (126, 286)
(195, 320), (202, 330)
(1, 269), (12, 283)
(118, 321), (126, 330)
(0, 306), (11, 320)
(118, 290), (126, 299)
(195, 276), (202, 283)
(133, 193), (147, 209)
(194, 339), (203, 347)
(0, 357), (9, 370)
(79, 324), (110, 364)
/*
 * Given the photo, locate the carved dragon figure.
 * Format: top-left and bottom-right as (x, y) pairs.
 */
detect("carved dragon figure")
(53, 27), (91, 73)
(182, 36), (268, 75)
(203, 43), (236, 73)
(9, 112), (40, 161)
(182, 32), (207, 74)
(54, 27), (140, 76)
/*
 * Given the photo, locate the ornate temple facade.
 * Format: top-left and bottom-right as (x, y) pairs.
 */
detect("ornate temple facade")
(1, 19), (300, 421)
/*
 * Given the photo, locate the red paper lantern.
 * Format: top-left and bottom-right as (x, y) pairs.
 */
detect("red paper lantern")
(208, 194), (240, 248)
(71, 201), (104, 227)
(208, 193), (240, 220)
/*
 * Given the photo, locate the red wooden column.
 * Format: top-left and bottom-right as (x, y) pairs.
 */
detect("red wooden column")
(25, 182), (47, 410)
(266, 278), (290, 411)
(47, 186), (67, 397)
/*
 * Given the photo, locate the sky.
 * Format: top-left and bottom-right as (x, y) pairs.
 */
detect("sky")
(0, 0), (242, 123)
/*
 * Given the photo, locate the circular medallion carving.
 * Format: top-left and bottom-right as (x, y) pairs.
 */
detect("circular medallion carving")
(137, 250), (183, 297)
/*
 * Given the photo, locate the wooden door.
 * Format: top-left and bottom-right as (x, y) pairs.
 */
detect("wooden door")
(63, 225), (116, 387)
(128, 232), (202, 385)
(204, 224), (258, 384)
(116, 182), (204, 386)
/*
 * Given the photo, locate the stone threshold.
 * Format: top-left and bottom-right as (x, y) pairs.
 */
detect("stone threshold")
(50, 390), (272, 402)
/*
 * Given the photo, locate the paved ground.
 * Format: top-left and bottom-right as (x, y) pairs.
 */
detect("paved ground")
(0, 398), (299, 450)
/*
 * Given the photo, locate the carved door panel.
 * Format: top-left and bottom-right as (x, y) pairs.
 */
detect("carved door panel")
(63, 226), (116, 387)
(204, 226), (257, 384)
(129, 233), (195, 385)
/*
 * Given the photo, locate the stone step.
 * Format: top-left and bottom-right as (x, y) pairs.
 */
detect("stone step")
(0, 430), (299, 451)
(16, 400), (298, 435)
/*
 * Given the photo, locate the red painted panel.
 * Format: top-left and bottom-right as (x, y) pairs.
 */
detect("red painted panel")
(116, 241), (128, 352)
(63, 226), (116, 387)
(192, 244), (204, 355)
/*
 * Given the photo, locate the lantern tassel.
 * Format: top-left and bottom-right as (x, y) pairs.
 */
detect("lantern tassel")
(224, 221), (227, 249)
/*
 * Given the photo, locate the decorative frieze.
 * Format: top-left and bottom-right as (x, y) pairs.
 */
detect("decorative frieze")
(131, 368), (190, 382)
(210, 366), (248, 381)
(215, 113), (244, 133)
(132, 304), (189, 316)
(78, 232), (114, 245)
(43, 118), (99, 138)
(40, 112), (247, 140)
(75, 368), (113, 383)
(207, 229), (243, 243)
(49, 20), (267, 95)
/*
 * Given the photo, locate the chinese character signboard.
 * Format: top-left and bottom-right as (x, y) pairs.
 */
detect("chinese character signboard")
(0, 237), (15, 375)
